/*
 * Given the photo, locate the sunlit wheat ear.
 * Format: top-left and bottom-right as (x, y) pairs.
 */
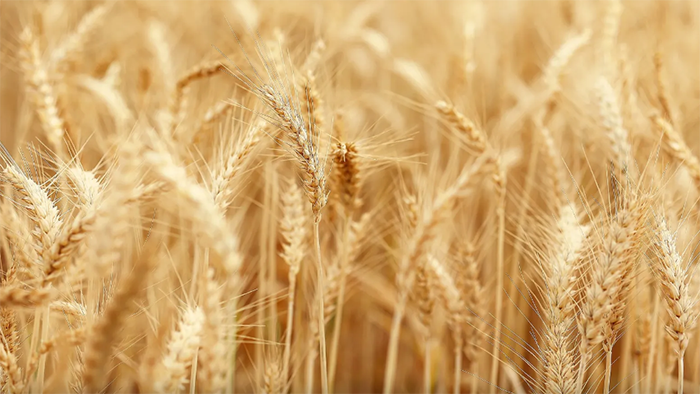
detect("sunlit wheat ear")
(216, 32), (329, 222)
(144, 131), (242, 281)
(197, 268), (228, 394)
(385, 154), (494, 393)
(332, 140), (362, 215)
(653, 53), (677, 127)
(279, 179), (308, 385)
(210, 118), (267, 211)
(262, 347), (284, 394)
(576, 191), (649, 393)
(652, 115), (700, 190)
(169, 60), (227, 136)
(82, 244), (156, 393)
(651, 215), (699, 394)
(152, 307), (205, 394)
(0, 148), (63, 272)
(538, 205), (589, 394)
(596, 76), (632, 176)
(41, 166), (104, 286)
(0, 338), (24, 393)
(541, 29), (592, 94)
(50, 3), (110, 74)
(18, 26), (68, 160)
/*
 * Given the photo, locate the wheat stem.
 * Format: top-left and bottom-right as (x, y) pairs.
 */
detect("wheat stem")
(282, 275), (297, 389)
(604, 349), (612, 394)
(328, 217), (351, 392)
(314, 222), (329, 394)
(383, 292), (407, 394)
(489, 167), (506, 394)
(454, 335), (463, 394)
(424, 337), (432, 394)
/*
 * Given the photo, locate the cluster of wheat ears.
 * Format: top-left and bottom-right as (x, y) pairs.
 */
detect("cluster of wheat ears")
(0, 1), (698, 393)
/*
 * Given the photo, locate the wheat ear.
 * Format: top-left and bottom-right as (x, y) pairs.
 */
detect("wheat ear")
(652, 216), (699, 394)
(384, 154), (493, 394)
(153, 307), (205, 394)
(280, 180), (308, 388)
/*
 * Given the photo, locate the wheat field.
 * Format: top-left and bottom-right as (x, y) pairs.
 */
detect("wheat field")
(0, 1), (699, 393)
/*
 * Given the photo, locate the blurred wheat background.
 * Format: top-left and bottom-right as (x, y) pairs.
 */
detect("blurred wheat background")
(0, 1), (699, 393)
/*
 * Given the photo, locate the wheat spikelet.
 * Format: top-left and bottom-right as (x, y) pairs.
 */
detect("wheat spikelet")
(145, 135), (242, 280)
(153, 307), (205, 394)
(332, 141), (362, 214)
(257, 83), (329, 222)
(385, 154), (493, 393)
(652, 115), (700, 190)
(197, 268), (228, 394)
(193, 101), (233, 143)
(435, 101), (488, 154)
(81, 245), (155, 393)
(542, 29), (592, 92)
(211, 120), (266, 210)
(169, 60), (226, 135)
(280, 179), (307, 384)
(18, 27), (68, 159)
(1, 158), (63, 266)
(0, 338), (24, 394)
(540, 205), (589, 394)
(0, 285), (53, 308)
(577, 195), (648, 392)
(50, 3), (110, 72)
(596, 76), (631, 173)
(262, 348), (284, 394)
(302, 39), (326, 75)
(653, 52), (676, 126)
(88, 140), (140, 277)
(652, 216), (699, 394)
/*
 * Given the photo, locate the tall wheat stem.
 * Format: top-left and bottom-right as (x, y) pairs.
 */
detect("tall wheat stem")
(678, 353), (684, 394)
(282, 275), (298, 388)
(454, 334), (463, 394)
(383, 292), (408, 393)
(489, 181), (506, 393)
(604, 350), (612, 394)
(576, 351), (589, 393)
(424, 337), (432, 394)
(314, 222), (329, 394)
(328, 217), (351, 392)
